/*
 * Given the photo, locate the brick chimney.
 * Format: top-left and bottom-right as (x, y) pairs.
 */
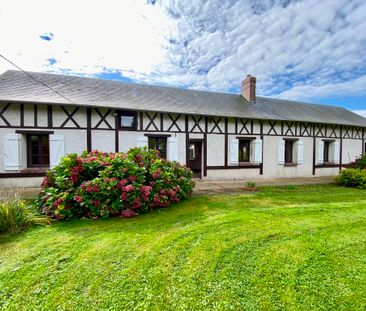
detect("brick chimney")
(241, 75), (256, 102)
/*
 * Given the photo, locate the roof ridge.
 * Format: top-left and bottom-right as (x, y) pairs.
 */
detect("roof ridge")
(2, 69), (244, 98)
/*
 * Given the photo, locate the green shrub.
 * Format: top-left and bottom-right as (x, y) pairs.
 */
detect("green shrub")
(336, 168), (366, 189)
(35, 147), (195, 220)
(0, 198), (48, 234)
(349, 154), (366, 169)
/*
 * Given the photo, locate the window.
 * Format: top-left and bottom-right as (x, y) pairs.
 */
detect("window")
(148, 137), (167, 159)
(284, 140), (293, 163)
(323, 141), (330, 163)
(238, 140), (250, 162)
(27, 134), (50, 167)
(119, 111), (137, 129)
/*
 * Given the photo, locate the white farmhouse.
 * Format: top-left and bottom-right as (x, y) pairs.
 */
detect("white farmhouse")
(0, 70), (365, 186)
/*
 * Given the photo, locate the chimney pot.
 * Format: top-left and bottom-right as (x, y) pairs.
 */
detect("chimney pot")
(242, 75), (256, 102)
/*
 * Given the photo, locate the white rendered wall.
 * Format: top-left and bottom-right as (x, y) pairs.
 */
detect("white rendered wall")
(92, 130), (115, 153)
(207, 134), (224, 166)
(342, 139), (362, 163)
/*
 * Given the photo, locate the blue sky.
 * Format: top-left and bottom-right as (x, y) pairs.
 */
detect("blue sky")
(0, 0), (366, 116)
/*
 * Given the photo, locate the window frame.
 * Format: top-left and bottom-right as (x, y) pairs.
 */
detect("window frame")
(118, 110), (137, 130)
(284, 139), (294, 164)
(148, 136), (167, 159)
(323, 140), (330, 163)
(238, 139), (251, 163)
(26, 134), (50, 168)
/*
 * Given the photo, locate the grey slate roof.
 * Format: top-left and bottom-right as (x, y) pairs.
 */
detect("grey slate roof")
(0, 70), (365, 127)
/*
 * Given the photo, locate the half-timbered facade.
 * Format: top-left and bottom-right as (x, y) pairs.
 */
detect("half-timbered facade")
(0, 70), (365, 186)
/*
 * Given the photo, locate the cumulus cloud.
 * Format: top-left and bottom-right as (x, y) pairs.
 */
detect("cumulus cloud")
(0, 0), (365, 106)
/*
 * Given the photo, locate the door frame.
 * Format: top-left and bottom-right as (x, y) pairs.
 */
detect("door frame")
(187, 138), (204, 179)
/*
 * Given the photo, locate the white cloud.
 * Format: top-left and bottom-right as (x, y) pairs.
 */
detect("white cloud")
(0, 0), (366, 106)
(353, 110), (366, 118)
(0, 0), (172, 75)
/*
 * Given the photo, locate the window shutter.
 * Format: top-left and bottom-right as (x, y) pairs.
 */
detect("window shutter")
(167, 137), (179, 162)
(317, 140), (324, 164)
(277, 140), (285, 164)
(296, 140), (304, 164)
(136, 136), (148, 147)
(4, 133), (21, 171)
(333, 141), (340, 164)
(50, 134), (64, 168)
(253, 139), (262, 164)
(229, 138), (239, 165)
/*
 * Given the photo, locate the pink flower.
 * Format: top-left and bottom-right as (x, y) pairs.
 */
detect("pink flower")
(132, 198), (142, 209)
(54, 198), (63, 208)
(121, 209), (137, 218)
(88, 156), (98, 162)
(121, 192), (128, 201)
(152, 170), (160, 179)
(92, 185), (99, 192)
(135, 154), (143, 162)
(70, 173), (78, 183)
(93, 200), (100, 207)
(74, 195), (83, 203)
(102, 162), (110, 166)
(129, 175), (137, 182)
(140, 185), (152, 201)
(123, 185), (134, 192)
(41, 176), (50, 188)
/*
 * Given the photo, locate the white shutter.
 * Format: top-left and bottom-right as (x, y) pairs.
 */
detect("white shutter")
(4, 133), (21, 171)
(50, 134), (64, 168)
(277, 140), (285, 164)
(229, 138), (239, 165)
(296, 140), (304, 164)
(333, 141), (340, 164)
(317, 140), (324, 164)
(167, 137), (179, 162)
(253, 139), (262, 164)
(136, 136), (148, 147)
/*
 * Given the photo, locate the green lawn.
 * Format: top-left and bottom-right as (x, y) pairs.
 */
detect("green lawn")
(1, 184), (366, 310)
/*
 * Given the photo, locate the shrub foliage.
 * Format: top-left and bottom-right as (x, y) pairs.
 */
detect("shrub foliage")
(35, 148), (195, 219)
(348, 153), (366, 169)
(0, 198), (48, 234)
(336, 168), (366, 189)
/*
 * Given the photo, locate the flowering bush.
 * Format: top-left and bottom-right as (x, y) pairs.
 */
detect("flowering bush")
(35, 148), (195, 220)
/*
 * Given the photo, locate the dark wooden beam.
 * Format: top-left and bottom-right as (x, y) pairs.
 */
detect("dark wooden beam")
(185, 115), (189, 167)
(0, 172), (46, 178)
(312, 123), (316, 176)
(339, 127), (343, 171)
(87, 107), (92, 152)
(207, 165), (261, 170)
(260, 120), (263, 175)
(15, 130), (54, 135)
(34, 104), (38, 127)
(20, 103), (24, 127)
(224, 118), (228, 167)
(47, 105), (53, 128)
(203, 117), (208, 177)
(114, 111), (119, 153)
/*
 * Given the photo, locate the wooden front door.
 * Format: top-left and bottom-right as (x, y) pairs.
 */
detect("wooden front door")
(187, 141), (202, 178)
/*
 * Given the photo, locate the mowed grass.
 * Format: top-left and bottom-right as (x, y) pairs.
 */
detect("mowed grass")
(1, 184), (366, 310)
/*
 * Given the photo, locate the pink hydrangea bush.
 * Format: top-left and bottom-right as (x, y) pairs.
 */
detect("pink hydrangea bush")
(35, 148), (195, 220)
